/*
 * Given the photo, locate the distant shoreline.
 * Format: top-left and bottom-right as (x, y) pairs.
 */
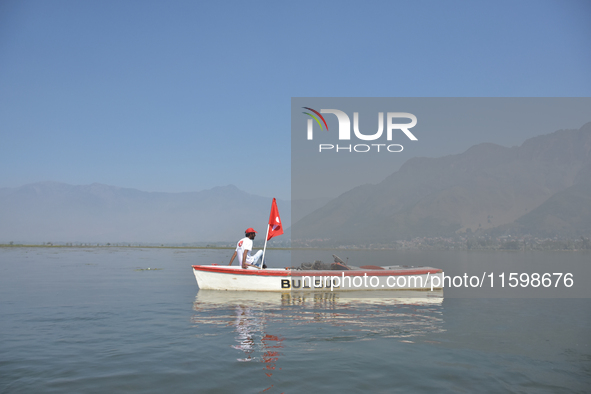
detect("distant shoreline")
(0, 244), (372, 252)
(0, 244), (290, 250)
(1, 244), (589, 252)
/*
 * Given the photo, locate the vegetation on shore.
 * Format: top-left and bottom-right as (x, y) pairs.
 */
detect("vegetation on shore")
(2, 237), (591, 251)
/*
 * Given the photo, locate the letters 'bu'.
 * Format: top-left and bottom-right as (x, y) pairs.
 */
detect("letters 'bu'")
(307, 110), (417, 141)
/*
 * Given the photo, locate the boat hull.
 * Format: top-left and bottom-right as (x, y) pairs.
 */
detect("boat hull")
(192, 265), (443, 292)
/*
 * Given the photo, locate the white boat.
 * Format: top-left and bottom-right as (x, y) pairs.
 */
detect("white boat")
(192, 264), (443, 292)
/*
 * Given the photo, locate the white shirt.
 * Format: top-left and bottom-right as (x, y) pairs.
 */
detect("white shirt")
(235, 237), (254, 266)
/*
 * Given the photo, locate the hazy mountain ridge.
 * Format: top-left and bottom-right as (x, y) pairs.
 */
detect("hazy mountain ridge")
(0, 182), (290, 243)
(293, 122), (591, 243)
(3, 124), (590, 245)
(494, 182), (591, 238)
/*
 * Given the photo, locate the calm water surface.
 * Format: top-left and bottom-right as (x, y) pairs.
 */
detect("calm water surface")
(0, 248), (589, 393)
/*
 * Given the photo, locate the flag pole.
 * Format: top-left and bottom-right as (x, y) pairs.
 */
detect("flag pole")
(261, 224), (270, 268)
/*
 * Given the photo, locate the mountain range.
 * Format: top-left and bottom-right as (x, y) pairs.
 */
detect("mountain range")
(2, 123), (590, 245)
(292, 122), (591, 244)
(0, 183), (290, 244)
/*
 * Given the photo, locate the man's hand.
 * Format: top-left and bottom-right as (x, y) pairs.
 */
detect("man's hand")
(241, 249), (250, 269)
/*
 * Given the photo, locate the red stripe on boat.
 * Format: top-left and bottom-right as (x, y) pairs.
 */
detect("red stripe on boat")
(291, 268), (441, 277)
(192, 265), (291, 276)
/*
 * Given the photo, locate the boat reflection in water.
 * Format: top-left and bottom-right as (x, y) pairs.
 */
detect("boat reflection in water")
(193, 290), (444, 351)
(192, 291), (444, 391)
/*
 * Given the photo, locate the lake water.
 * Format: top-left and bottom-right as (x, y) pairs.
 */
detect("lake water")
(1, 247), (590, 393)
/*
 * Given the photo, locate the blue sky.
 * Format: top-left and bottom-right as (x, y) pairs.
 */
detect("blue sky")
(1, 0), (590, 200)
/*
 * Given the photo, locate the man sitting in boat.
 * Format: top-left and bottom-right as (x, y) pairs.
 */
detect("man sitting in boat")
(228, 228), (264, 269)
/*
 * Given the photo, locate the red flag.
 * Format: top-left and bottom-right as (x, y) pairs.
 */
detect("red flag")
(267, 198), (283, 241)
